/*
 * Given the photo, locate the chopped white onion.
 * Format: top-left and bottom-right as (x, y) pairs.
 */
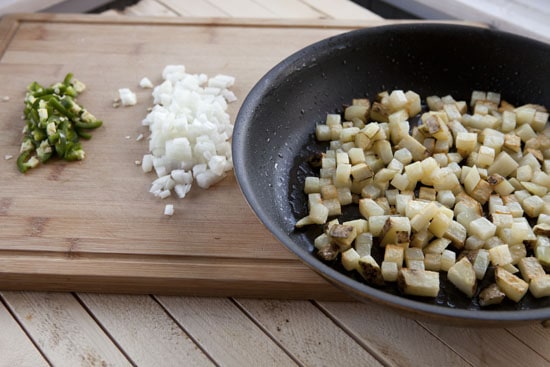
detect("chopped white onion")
(164, 204), (174, 216)
(118, 88), (137, 106)
(139, 77), (154, 89)
(139, 64), (236, 203)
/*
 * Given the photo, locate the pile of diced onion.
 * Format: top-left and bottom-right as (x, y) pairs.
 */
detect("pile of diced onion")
(297, 89), (550, 305)
(139, 65), (236, 207)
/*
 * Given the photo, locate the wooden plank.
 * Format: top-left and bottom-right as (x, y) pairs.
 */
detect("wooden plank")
(404, 0), (550, 43)
(507, 323), (550, 360)
(156, 0), (230, 17)
(2, 291), (132, 367)
(302, 0), (383, 20)
(317, 301), (471, 366)
(251, 0), (326, 19)
(77, 294), (215, 366)
(420, 322), (550, 366)
(0, 298), (50, 367)
(157, 296), (299, 366)
(119, 0), (180, 17)
(196, 0), (278, 18)
(235, 298), (385, 366)
(0, 0), (65, 16)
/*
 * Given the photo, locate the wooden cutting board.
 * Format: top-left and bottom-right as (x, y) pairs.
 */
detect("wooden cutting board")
(0, 13), (478, 299)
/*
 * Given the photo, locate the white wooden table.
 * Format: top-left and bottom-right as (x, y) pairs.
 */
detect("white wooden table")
(1, 1), (549, 366)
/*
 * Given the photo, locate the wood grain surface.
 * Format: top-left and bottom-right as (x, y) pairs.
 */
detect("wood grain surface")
(0, 13), (371, 298)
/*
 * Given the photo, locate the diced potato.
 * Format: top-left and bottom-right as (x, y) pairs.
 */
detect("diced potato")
(443, 220), (467, 249)
(521, 182), (547, 198)
(389, 90), (408, 111)
(410, 201), (439, 232)
(347, 147), (366, 164)
(428, 212), (453, 238)
(501, 110), (516, 132)
(337, 187), (353, 206)
(315, 124), (331, 141)
(477, 145), (495, 167)
(491, 213), (514, 231)
(343, 219), (368, 235)
(367, 215), (390, 236)
(323, 198), (341, 216)
(304, 176), (320, 194)
(397, 268), (440, 297)
(358, 198), (385, 218)
(447, 257), (477, 297)
(334, 163), (352, 187)
(437, 190), (456, 208)
(427, 95), (443, 111)
(313, 233), (331, 250)
(489, 244), (513, 266)
(472, 249), (490, 280)
(424, 238), (451, 254)
(381, 261), (399, 282)
(516, 123), (537, 142)
(440, 249), (456, 271)
(354, 131), (372, 150)
(405, 90), (422, 116)
(350, 163), (374, 181)
(345, 105), (369, 123)
(394, 147), (413, 165)
(384, 244), (404, 268)
(374, 139), (394, 165)
(535, 241), (550, 267)
(424, 253), (442, 271)
(320, 184), (338, 200)
(340, 127), (360, 143)
(405, 247), (424, 269)
(328, 223), (356, 250)
(358, 255), (384, 286)
(508, 243), (527, 265)
(488, 174), (515, 196)
(531, 110), (549, 132)
(488, 151), (519, 177)
(390, 173), (410, 191)
(432, 167), (461, 192)
(470, 179), (492, 205)
(495, 266), (529, 302)
(361, 183), (382, 199)
(479, 283), (506, 306)
(510, 218), (536, 243)
(419, 157), (440, 186)
(534, 222), (550, 237)
(456, 132), (478, 156)
(397, 135), (427, 162)
(529, 275), (550, 298)
(464, 165), (481, 194)
(380, 216), (411, 246)
(469, 217), (497, 241)
(518, 257), (546, 282)
(355, 232), (373, 257)
(340, 248), (360, 271)
(464, 235), (485, 250)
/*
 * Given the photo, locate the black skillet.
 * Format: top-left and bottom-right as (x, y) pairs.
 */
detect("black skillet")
(232, 23), (550, 326)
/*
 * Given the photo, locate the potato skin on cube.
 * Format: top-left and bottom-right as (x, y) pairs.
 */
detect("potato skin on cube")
(495, 267), (529, 302)
(398, 268), (440, 297)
